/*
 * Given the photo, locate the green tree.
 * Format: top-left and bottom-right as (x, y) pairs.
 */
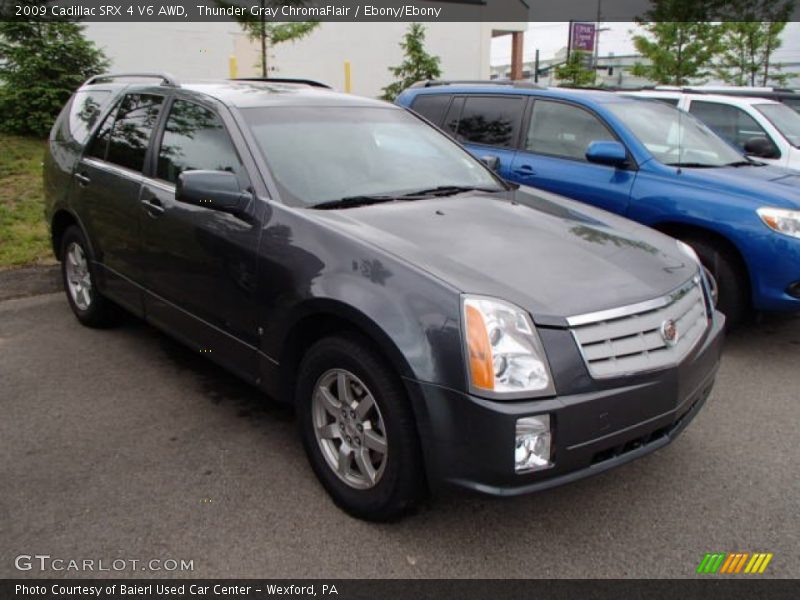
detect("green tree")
(0, 19), (109, 137)
(381, 23), (442, 101)
(555, 51), (596, 87)
(714, 0), (794, 86)
(216, 1), (318, 77)
(632, 22), (722, 85)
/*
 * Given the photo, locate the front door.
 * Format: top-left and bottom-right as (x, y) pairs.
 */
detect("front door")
(509, 99), (636, 217)
(138, 97), (263, 381)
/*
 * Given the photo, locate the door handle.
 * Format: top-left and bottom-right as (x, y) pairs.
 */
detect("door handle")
(141, 197), (165, 217)
(74, 172), (91, 186)
(513, 164), (536, 178)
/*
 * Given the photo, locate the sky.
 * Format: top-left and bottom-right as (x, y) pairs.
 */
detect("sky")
(490, 22), (800, 66)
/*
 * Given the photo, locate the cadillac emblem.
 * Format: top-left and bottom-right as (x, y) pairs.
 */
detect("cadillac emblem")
(660, 319), (679, 346)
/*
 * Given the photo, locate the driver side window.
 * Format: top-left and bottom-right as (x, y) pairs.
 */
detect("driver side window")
(526, 100), (616, 161)
(156, 99), (242, 184)
(688, 101), (778, 156)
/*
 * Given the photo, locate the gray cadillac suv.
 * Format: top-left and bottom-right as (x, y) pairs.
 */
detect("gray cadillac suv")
(44, 73), (725, 520)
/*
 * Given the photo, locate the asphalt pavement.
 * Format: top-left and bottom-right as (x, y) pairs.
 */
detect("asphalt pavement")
(1, 289), (798, 578)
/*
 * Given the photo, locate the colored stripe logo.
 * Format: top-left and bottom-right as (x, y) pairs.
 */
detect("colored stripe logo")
(697, 552), (773, 574)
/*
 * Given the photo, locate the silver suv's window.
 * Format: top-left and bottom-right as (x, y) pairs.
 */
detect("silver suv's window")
(755, 103), (800, 147)
(156, 100), (242, 184)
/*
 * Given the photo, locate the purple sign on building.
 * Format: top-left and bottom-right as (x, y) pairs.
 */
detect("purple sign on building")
(570, 22), (596, 52)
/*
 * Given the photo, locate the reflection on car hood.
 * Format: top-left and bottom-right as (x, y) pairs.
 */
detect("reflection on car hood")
(310, 187), (696, 320)
(673, 164), (800, 208)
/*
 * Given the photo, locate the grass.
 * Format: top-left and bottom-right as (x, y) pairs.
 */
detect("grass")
(0, 133), (54, 268)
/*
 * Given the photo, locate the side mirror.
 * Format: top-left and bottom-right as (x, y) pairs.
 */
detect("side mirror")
(480, 155), (500, 171)
(176, 170), (248, 215)
(586, 141), (628, 167)
(743, 136), (780, 159)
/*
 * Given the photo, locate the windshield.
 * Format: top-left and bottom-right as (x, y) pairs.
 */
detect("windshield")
(755, 103), (800, 147)
(241, 106), (504, 207)
(606, 100), (745, 167)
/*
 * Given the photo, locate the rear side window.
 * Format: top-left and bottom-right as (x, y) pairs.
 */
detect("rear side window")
(410, 94), (451, 126)
(526, 100), (616, 160)
(688, 101), (775, 153)
(454, 96), (525, 148)
(66, 90), (111, 143)
(105, 93), (164, 172)
(156, 100), (242, 184)
(56, 90), (111, 144)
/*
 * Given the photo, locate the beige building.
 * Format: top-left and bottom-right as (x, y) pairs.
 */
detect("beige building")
(85, 21), (526, 98)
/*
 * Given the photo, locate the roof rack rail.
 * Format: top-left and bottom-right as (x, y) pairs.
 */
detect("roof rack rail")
(231, 77), (332, 89)
(411, 79), (544, 89)
(84, 72), (179, 87)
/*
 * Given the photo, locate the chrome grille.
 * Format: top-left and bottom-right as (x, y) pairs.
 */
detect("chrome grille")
(568, 278), (709, 379)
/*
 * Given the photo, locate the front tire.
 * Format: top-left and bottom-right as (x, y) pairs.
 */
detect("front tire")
(296, 335), (425, 521)
(683, 237), (749, 328)
(60, 226), (120, 328)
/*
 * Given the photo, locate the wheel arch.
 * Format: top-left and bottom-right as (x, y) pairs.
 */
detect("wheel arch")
(652, 220), (753, 297)
(51, 209), (94, 261)
(276, 298), (418, 405)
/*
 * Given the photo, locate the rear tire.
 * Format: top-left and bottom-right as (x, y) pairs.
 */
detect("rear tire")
(683, 237), (749, 328)
(60, 225), (120, 328)
(296, 335), (425, 521)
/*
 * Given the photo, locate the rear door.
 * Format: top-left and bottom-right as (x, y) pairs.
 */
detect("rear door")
(509, 99), (636, 216)
(138, 96), (263, 381)
(446, 94), (527, 180)
(72, 92), (165, 313)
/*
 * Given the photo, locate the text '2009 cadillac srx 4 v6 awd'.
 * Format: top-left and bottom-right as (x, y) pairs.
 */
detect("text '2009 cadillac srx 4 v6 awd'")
(45, 74), (725, 521)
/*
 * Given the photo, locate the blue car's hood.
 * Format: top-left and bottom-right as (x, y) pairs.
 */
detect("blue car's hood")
(666, 164), (800, 209)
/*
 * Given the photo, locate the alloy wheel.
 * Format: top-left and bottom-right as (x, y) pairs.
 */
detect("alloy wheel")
(65, 242), (92, 311)
(311, 368), (389, 490)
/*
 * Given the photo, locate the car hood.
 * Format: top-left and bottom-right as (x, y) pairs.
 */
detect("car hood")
(668, 164), (800, 208)
(309, 187), (696, 321)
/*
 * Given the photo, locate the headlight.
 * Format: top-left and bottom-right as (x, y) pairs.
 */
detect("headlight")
(757, 207), (800, 239)
(676, 239), (715, 312)
(462, 295), (554, 397)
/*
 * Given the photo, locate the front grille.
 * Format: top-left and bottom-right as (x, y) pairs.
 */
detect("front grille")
(568, 278), (708, 379)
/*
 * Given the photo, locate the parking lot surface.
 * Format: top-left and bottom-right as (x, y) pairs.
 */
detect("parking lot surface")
(1, 292), (799, 578)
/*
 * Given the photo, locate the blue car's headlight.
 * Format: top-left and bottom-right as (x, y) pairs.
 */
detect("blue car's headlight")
(757, 207), (800, 239)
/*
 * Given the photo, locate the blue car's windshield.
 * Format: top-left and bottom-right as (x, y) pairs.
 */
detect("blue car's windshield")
(242, 106), (505, 207)
(755, 103), (800, 147)
(607, 101), (745, 167)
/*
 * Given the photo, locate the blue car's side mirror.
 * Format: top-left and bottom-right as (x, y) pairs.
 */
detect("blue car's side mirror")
(585, 141), (628, 167)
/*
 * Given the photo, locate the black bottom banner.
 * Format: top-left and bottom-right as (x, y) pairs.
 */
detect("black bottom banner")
(2, 579), (798, 600)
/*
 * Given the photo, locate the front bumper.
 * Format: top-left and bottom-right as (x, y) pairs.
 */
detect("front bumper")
(407, 311), (725, 496)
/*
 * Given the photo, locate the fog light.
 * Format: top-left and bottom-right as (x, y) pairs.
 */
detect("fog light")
(788, 281), (800, 299)
(515, 415), (553, 473)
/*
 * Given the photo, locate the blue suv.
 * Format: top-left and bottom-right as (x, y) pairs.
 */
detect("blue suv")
(397, 82), (800, 325)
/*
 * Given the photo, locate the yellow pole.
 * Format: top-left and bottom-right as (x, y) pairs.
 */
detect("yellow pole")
(344, 60), (352, 93)
(229, 55), (238, 79)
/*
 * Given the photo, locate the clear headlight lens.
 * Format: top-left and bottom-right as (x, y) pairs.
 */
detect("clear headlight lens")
(757, 207), (800, 239)
(462, 295), (554, 396)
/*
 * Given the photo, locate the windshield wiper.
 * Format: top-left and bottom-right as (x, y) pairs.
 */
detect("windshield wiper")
(310, 195), (397, 210)
(665, 162), (718, 168)
(724, 160), (764, 167)
(401, 185), (503, 198)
